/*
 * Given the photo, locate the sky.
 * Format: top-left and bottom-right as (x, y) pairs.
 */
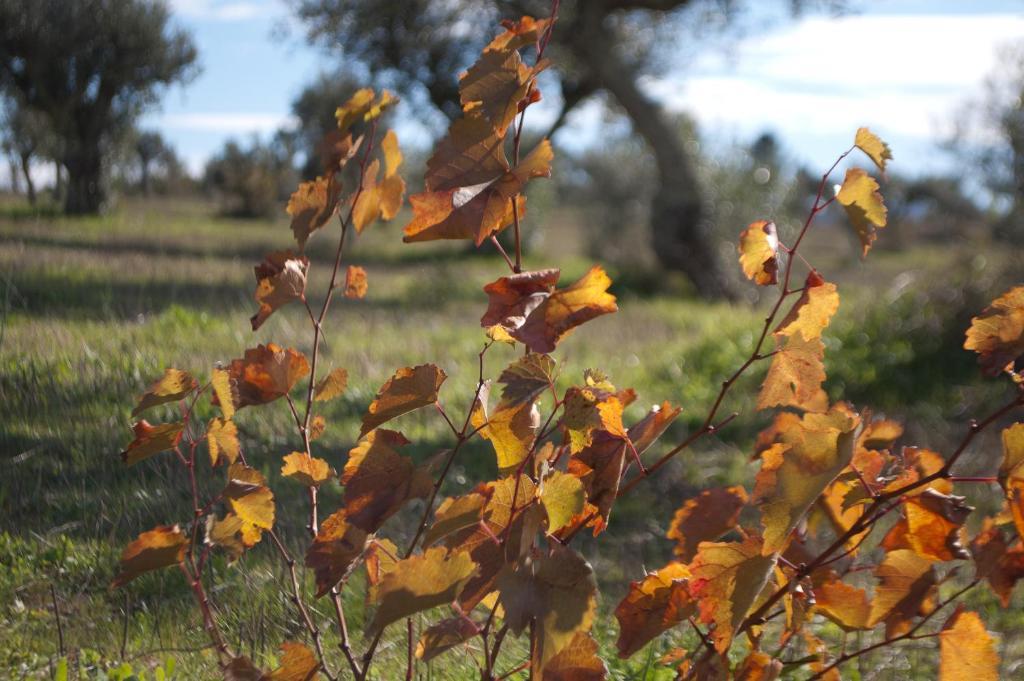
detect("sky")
(144, 0), (1024, 177)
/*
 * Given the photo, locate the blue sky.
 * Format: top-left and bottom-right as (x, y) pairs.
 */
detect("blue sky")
(146, 0), (1024, 176)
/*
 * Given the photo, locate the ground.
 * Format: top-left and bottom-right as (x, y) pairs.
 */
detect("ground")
(2, 194), (1022, 679)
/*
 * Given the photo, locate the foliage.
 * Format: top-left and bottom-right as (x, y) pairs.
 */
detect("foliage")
(110, 7), (1024, 680)
(203, 138), (299, 219)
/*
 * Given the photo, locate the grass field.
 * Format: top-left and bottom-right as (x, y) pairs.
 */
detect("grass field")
(2, 194), (1023, 679)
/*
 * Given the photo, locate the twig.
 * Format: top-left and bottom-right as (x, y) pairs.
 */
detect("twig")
(50, 583), (64, 657)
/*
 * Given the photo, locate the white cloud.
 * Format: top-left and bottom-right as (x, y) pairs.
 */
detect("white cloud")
(169, 0), (280, 22)
(159, 112), (297, 134)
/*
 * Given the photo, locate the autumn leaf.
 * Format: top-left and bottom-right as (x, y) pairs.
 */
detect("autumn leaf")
(757, 331), (828, 413)
(813, 573), (871, 630)
(225, 656), (264, 680)
(313, 367), (348, 403)
(689, 535), (777, 653)
(774, 280), (839, 341)
(881, 489), (972, 561)
(498, 544), (598, 678)
(837, 167), (887, 256)
(415, 617), (480, 663)
(360, 364), (447, 436)
(425, 114), (509, 192)
(205, 513), (252, 562)
(344, 265), (367, 299)
(207, 417), (240, 466)
(940, 608), (999, 681)
(627, 401), (682, 454)
(288, 176), (341, 250)
(540, 470), (585, 534)
(614, 562), (695, 658)
(211, 367), (236, 420)
(424, 486), (493, 547)
(667, 486), (748, 562)
(305, 510), (369, 597)
(738, 220), (779, 286)
(224, 463), (276, 541)
(121, 420), (185, 466)
(471, 381), (539, 472)
(131, 368), (197, 417)
(251, 251), (309, 330)
(320, 130), (359, 175)
(753, 404), (859, 554)
(267, 642), (321, 681)
(351, 130), (406, 232)
(341, 429), (432, 532)
(335, 88), (396, 133)
(514, 266), (617, 353)
(971, 522), (1024, 606)
(222, 344), (310, 409)
(281, 451), (333, 487)
(486, 15), (551, 52)
(112, 525), (187, 588)
(460, 45), (542, 133)
(869, 548), (937, 637)
(855, 127), (893, 173)
(367, 547), (477, 635)
(497, 353), (555, 404)
(481, 268), (560, 330)
(964, 286), (1024, 377)
(735, 651), (783, 681)
(543, 631), (607, 681)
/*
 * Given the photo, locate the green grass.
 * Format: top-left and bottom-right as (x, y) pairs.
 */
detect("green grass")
(2, 195), (1023, 679)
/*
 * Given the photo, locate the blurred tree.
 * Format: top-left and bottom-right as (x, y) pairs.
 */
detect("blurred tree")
(0, 97), (54, 206)
(293, 0), (841, 299)
(134, 131), (167, 196)
(204, 138), (296, 219)
(0, 0), (198, 214)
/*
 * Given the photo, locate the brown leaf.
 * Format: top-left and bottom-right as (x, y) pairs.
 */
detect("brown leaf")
(121, 420), (185, 466)
(281, 451), (334, 487)
(343, 265), (367, 299)
(305, 510), (369, 597)
(222, 344), (310, 409)
(972, 522), (1024, 606)
(131, 368), (197, 417)
(367, 547), (477, 635)
(224, 656), (264, 680)
(424, 485), (493, 547)
(738, 220), (779, 286)
(543, 631), (607, 681)
(964, 286), (1024, 377)
(112, 525), (187, 588)
(667, 486), (748, 562)
(207, 417), (240, 466)
(756, 331), (828, 413)
(251, 251), (309, 330)
(313, 367), (348, 403)
(288, 176), (341, 249)
(481, 268), (560, 330)
(360, 364), (447, 436)
(341, 429), (432, 532)
(614, 562), (695, 658)
(837, 167), (887, 256)
(425, 114), (509, 192)
(869, 548), (937, 637)
(415, 617), (480, 663)
(689, 535), (777, 653)
(460, 46), (535, 133)
(940, 608), (999, 681)
(497, 353), (556, 405)
(513, 266), (617, 354)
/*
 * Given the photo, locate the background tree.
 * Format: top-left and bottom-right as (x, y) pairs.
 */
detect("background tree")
(203, 137), (297, 219)
(134, 130), (167, 197)
(292, 0), (841, 299)
(1, 96), (54, 206)
(0, 0), (198, 214)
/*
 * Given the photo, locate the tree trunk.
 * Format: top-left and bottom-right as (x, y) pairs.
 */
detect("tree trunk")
(64, 148), (104, 214)
(7, 155), (21, 194)
(54, 160), (64, 203)
(140, 160), (151, 196)
(19, 151), (35, 206)
(568, 12), (736, 300)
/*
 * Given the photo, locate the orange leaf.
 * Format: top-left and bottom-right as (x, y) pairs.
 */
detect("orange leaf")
(774, 281), (839, 341)
(813, 573), (871, 630)
(614, 562), (695, 658)
(305, 510), (369, 597)
(964, 286), (1024, 377)
(360, 364), (447, 436)
(281, 451), (334, 487)
(869, 548), (937, 638)
(940, 608), (999, 681)
(112, 525), (187, 588)
(313, 367), (348, 403)
(288, 176), (341, 250)
(131, 368), (197, 417)
(460, 46), (535, 133)
(341, 429), (432, 532)
(222, 344), (310, 409)
(251, 251), (309, 330)
(737, 220), (779, 286)
(543, 631), (607, 681)
(344, 265), (367, 299)
(757, 332), (828, 412)
(121, 420), (185, 466)
(207, 417), (240, 466)
(837, 167), (887, 256)
(735, 651), (783, 681)
(880, 489), (972, 561)
(267, 641), (321, 681)
(971, 522), (1024, 607)
(667, 486), (748, 562)
(486, 16), (551, 52)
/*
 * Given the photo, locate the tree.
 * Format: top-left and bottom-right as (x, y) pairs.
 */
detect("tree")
(0, 0), (198, 214)
(292, 0), (839, 299)
(204, 137), (297, 218)
(134, 130), (167, 196)
(1, 96), (53, 206)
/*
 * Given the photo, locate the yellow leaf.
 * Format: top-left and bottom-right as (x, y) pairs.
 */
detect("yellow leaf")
(207, 417), (239, 466)
(753, 404), (859, 554)
(869, 548), (937, 637)
(756, 332), (828, 413)
(472, 382), (539, 472)
(335, 88), (396, 133)
(837, 167), (887, 256)
(120, 420), (185, 466)
(112, 525), (187, 588)
(855, 127), (893, 173)
(131, 368), (197, 417)
(211, 367), (236, 420)
(964, 286), (1024, 377)
(540, 470), (586, 534)
(267, 641), (321, 681)
(737, 220), (779, 286)
(360, 364), (447, 436)
(940, 609), (999, 681)
(313, 367), (348, 402)
(281, 451), (334, 487)
(424, 487), (492, 547)
(544, 631), (607, 680)
(225, 463), (275, 537)
(774, 282), (839, 341)
(367, 547), (477, 635)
